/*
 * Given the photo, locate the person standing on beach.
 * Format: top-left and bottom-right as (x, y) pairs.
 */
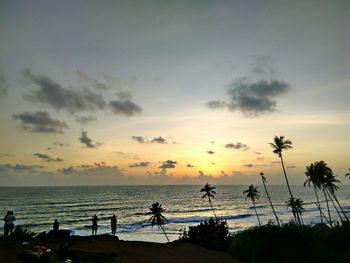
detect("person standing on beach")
(53, 219), (59, 231)
(4, 211), (16, 236)
(111, 214), (117, 235)
(92, 214), (99, 235)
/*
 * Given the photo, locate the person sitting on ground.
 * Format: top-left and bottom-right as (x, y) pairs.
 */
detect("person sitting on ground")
(4, 211), (16, 236)
(53, 219), (59, 231)
(111, 214), (117, 235)
(92, 214), (99, 235)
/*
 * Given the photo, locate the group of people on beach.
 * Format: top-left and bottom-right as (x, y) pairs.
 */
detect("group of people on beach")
(92, 214), (117, 236)
(3, 211), (16, 236)
(3, 211), (118, 236)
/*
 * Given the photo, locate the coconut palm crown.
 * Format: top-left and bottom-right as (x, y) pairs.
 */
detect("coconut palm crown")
(243, 184), (261, 226)
(286, 197), (304, 226)
(146, 202), (169, 242)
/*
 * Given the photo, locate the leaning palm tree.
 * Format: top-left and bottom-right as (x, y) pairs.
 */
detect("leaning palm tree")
(324, 172), (349, 222)
(260, 172), (280, 226)
(201, 183), (217, 219)
(146, 202), (170, 242)
(286, 197), (305, 226)
(269, 136), (294, 199)
(304, 163), (324, 224)
(244, 184), (261, 226)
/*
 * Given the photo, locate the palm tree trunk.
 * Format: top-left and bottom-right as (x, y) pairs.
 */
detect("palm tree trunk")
(330, 191), (349, 222)
(262, 179), (280, 226)
(323, 187), (333, 228)
(280, 155), (294, 199)
(160, 225), (170, 242)
(314, 202), (331, 225)
(326, 190), (343, 222)
(313, 185), (323, 224)
(252, 199), (261, 226)
(209, 200), (217, 220)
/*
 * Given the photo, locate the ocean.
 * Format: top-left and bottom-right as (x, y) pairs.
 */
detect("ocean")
(1, 185), (349, 243)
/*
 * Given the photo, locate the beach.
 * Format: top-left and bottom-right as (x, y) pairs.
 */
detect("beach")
(0, 233), (237, 263)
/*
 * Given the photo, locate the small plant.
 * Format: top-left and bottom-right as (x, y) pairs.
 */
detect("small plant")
(10, 225), (36, 241)
(179, 218), (229, 251)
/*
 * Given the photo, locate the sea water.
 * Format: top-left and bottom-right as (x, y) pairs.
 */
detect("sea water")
(1, 185), (349, 242)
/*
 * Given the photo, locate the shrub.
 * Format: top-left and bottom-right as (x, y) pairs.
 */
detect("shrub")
(10, 225), (36, 241)
(179, 218), (229, 251)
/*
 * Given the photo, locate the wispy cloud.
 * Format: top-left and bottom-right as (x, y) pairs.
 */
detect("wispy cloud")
(129, 162), (150, 168)
(224, 142), (249, 150)
(79, 131), (100, 148)
(34, 153), (63, 162)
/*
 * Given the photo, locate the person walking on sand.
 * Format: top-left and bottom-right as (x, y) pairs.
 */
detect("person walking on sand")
(4, 211), (16, 236)
(92, 214), (99, 235)
(53, 219), (59, 231)
(111, 214), (117, 236)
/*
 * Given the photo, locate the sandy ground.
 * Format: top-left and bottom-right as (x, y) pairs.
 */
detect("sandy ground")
(0, 234), (239, 263)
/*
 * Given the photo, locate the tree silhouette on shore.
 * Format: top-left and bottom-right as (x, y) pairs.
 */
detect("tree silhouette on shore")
(260, 172), (280, 226)
(286, 197), (304, 226)
(146, 202), (170, 242)
(201, 183), (217, 219)
(244, 185), (261, 227)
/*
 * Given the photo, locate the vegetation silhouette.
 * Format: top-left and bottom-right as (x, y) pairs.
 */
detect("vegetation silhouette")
(285, 197), (304, 226)
(260, 172), (280, 226)
(146, 202), (169, 242)
(200, 183), (217, 219)
(243, 184), (261, 226)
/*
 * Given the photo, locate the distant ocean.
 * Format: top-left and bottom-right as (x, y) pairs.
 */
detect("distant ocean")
(1, 185), (349, 243)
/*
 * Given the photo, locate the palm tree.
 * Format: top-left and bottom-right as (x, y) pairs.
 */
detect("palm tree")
(269, 136), (294, 199)
(201, 183), (217, 219)
(304, 163), (324, 224)
(324, 172), (349, 222)
(146, 202), (170, 242)
(243, 184), (261, 226)
(286, 197), (304, 226)
(260, 172), (280, 226)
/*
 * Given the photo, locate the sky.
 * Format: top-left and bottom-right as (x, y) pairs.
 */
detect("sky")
(0, 0), (349, 186)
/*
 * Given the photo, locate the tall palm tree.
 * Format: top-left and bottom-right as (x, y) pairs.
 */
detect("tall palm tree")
(244, 184), (261, 227)
(286, 197), (304, 226)
(260, 172), (280, 226)
(324, 172), (349, 222)
(201, 183), (217, 219)
(269, 136), (294, 199)
(146, 202), (169, 242)
(304, 163), (324, 224)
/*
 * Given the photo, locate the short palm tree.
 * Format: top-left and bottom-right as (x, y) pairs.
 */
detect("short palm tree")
(201, 183), (217, 219)
(286, 197), (304, 226)
(146, 202), (169, 242)
(244, 184), (261, 226)
(269, 136), (294, 199)
(260, 172), (280, 226)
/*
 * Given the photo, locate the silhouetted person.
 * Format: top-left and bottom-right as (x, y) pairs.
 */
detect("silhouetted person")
(53, 219), (59, 231)
(92, 214), (99, 235)
(111, 214), (117, 235)
(4, 211), (16, 236)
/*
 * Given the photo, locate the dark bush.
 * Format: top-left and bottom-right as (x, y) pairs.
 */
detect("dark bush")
(10, 225), (36, 241)
(179, 218), (229, 251)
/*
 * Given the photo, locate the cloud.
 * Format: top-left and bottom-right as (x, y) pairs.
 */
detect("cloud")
(159, 160), (177, 169)
(22, 69), (107, 114)
(206, 150), (215, 154)
(58, 166), (76, 174)
(225, 142), (249, 150)
(75, 71), (109, 91)
(132, 136), (146, 144)
(79, 131), (100, 148)
(75, 115), (97, 125)
(287, 165), (296, 169)
(243, 163), (254, 167)
(0, 163), (43, 173)
(150, 136), (167, 144)
(109, 99), (142, 116)
(207, 79), (291, 117)
(53, 141), (69, 147)
(187, 164), (194, 168)
(12, 111), (68, 133)
(129, 162), (150, 168)
(34, 153), (63, 162)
